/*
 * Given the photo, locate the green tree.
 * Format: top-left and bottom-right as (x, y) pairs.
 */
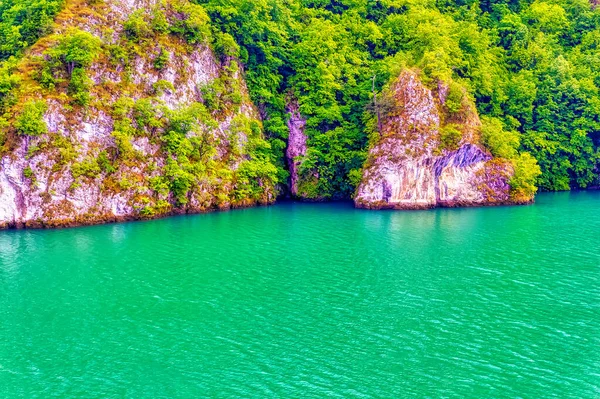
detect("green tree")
(47, 29), (102, 76)
(15, 100), (48, 137)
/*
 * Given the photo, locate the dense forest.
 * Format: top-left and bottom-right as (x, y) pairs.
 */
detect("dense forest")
(2, 0), (600, 200)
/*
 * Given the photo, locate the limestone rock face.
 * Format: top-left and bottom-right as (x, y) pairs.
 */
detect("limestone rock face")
(355, 71), (514, 210)
(285, 102), (308, 197)
(0, 0), (275, 228)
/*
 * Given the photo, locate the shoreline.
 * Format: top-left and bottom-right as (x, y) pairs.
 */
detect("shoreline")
(4, 190), (598, 231)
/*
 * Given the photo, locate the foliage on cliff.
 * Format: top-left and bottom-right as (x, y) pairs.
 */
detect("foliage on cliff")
(0, 0), (64, 60)
(0, 0), (278, 226)
(2, 0), (600, 205)
(199, 0), (600, 196)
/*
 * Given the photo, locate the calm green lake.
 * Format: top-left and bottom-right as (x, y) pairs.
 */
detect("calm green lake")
(0, 192), (599, 398)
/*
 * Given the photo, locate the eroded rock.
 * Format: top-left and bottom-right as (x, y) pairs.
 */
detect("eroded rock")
(285, 101), (308, 197)
(355, 70), (515, 210)
(0, 0), (275, 228)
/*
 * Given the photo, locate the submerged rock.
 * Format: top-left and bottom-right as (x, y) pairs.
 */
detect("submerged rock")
(355, 71), (517, 210)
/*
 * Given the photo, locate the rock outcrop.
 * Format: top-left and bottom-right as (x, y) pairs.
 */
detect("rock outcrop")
(355, 71), (516, 210)
(0, 0), (276, 228)
(285, 101), (307, 197)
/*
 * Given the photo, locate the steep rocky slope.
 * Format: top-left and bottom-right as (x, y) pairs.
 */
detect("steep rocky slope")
(0, 1), (542, 229)
(0, 0), (276, 228)
(355, 71), (524, 210)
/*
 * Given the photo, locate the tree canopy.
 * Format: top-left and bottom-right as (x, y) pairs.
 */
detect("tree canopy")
(197, 0), (600, 195)
(0, 0), (64, 60)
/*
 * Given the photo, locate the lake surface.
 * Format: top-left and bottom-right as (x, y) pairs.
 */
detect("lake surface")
(0, 192), (599, 398)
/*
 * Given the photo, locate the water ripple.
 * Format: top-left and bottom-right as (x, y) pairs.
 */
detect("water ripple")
(0, 193), (599, 398)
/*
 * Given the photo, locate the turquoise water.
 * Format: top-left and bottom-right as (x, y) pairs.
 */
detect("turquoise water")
(0, 192), (599, 398)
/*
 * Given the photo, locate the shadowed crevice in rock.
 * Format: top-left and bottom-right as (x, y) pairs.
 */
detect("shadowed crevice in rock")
(285, 101), (308, 197)
(432, 144), (493, 204)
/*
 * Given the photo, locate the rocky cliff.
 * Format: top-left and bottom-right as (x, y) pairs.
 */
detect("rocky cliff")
(285, 101), (307, 198)
(0, 0), (277, 228)
(355, 71), (522, 210)
(0, 1), (537, 230)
